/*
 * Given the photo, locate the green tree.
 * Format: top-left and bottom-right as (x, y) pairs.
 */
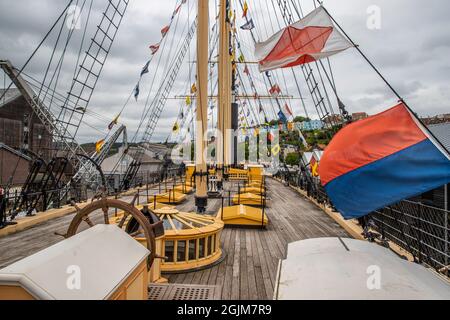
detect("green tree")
(285, 152), (300, 166)
(293, 116), (309, 123)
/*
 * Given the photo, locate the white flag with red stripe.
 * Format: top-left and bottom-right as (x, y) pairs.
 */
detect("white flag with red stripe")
(255, 6), (352, 72)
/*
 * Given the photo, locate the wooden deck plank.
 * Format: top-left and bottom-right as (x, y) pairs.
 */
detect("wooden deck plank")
(230, 230), (241, 300)
(239, 230), (249, 300)
(250, 229), (268, 300)
(253, 229), (275, 299)
(245, 229), (258, 300)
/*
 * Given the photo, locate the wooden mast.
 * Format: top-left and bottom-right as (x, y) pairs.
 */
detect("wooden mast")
(194, 0), (209, 212)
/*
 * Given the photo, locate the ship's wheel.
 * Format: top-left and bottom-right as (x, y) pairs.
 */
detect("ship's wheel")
(65, 196), (162, 270)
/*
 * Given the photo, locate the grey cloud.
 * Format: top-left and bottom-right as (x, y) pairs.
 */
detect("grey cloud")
(1, 0), (449, 143)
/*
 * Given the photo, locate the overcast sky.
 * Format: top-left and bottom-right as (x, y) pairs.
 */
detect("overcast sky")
(1, 0), (449, 144)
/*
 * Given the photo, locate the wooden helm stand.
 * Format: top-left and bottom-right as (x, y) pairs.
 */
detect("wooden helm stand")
(65, 196), (162, 270)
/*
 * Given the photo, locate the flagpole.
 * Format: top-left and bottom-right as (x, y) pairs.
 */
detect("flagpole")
(321, 5), (450, 155)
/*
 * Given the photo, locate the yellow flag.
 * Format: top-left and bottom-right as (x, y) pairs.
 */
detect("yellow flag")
(287, 122), (294, 131)
(172, 122), (180, 133)
(312, 162), (319, 177)
(191, 83), (197, 94)
(186, 96), (191, 106)
(243, 1), (248, 18)
(95, 139), (105, 154)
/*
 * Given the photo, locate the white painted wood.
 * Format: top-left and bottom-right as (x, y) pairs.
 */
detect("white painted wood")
(277, 237), (450, 300)
(0, 225), (149, 300)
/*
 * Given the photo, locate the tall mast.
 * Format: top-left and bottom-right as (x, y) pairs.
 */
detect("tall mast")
(218, 0), (232, 177)
(195, 0), (209, 213)
(224, 3), (232, 167)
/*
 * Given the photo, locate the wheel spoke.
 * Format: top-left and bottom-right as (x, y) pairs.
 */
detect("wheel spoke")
(83, 216), (94, 227)
(102, 206), (110, 224)
(66, 198), (156, 271)
(128, 228), (142, 237)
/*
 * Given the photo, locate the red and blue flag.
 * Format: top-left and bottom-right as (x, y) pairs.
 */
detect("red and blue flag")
(319, 102), (450, 219)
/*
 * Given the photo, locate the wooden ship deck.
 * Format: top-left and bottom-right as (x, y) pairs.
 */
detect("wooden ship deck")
(0, 178), (348, 300)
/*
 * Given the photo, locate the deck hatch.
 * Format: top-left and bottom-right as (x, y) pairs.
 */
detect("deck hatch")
(148, 284), (221, 300)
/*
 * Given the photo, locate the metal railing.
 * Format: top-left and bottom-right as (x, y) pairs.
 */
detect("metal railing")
(0, 186), (90, 220)
(0, 166), (184, 225)
(370, 201), (449, 275)
(276, 169), (450, 278)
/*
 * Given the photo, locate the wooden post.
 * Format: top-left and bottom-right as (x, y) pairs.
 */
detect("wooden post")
(194, 0), (209, 213)
(146, 171), (149, 199)
(221, 195), (224, 220)
(115, 193), (118, 217)
(238, 184), (241, 205)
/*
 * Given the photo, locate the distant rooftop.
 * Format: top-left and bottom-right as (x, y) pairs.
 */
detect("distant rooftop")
(421, 114), (450, 125)
(428, 122), (450, 152)
(127, 146), (164, 164)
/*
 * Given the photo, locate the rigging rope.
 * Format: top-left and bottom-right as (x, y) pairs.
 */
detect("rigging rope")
(0, 0), (75, 102)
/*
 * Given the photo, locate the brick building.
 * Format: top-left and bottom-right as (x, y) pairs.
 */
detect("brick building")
(0, 143), (31, 186)
(0, 88), (53, 186)
(0, 88), (52, 160)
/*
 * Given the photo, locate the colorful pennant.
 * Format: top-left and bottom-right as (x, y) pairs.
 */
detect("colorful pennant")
(161, 25), (170, 38)
(108, 115), (119, 130)
(242, 1), (248, 18)
(240, 19), (254, 30)
(149, 43), (160, 55)
(134, 83), (140, 101)
(96, 139), (105, 154)
(140, 60), (150, 77)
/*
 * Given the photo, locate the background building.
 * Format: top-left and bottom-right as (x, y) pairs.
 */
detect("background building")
(0, 88), (54, 187)
(421, 114), (450, 125)
(101, 144), (170, 189)
(0, 143), (31, 186)
(322, 114), (344, 126)
(351, 112), (369, 121)
(0, 88), (53, 161)
(410, 122), (450, 210)
(296, 120), (324, 131)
